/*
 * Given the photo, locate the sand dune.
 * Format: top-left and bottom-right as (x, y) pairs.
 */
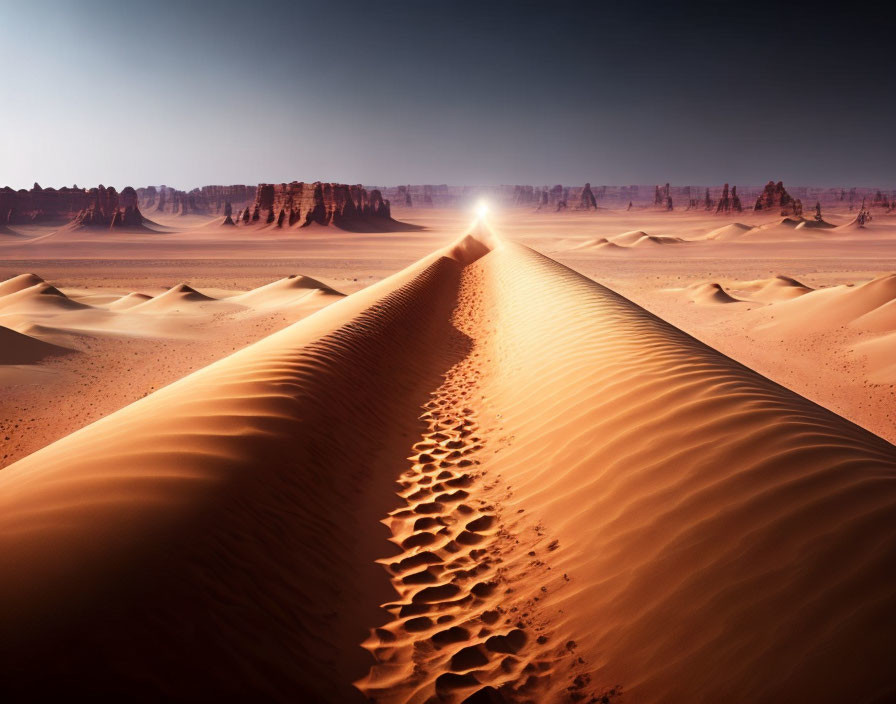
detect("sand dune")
(0, 273), (47, 296)
(1, 234), (895, 702)
(453, 243), (896, 703)
(854, 298), (896, 332)
(629, 233), (685, 246)
(570, 237), (624, 251)
(231, 274), (344, 309)
(107, 291), (154, 310)
(852, 331), (896, 382)
(700, 222), (753, 240)
(0, 325), (73, 364)
(572, 231), (684, 250)
(750, 273), (896, 333)
(684, 281), (742, 304)
(0, 278), (89, 313)
(733, 274), (813, 302)
(609, 229), (651, 245)
(129, 282), (216, 312)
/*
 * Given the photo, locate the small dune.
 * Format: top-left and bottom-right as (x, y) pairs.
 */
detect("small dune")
(629, 234), (685, 247)
(232, 275), (344, 309)
(751, 273), (896, 333)
(735, 274), (813, 302)
(609, 229), (651, 246)
(684, 281), (742, 304)
(701, 222), (753, 241)
(130, 283), (215, 312)
(107, 292), (154, 310)
(0, 325), (74, 365)
(0, 280), (89, 313)
(571, 237), (624, 251)
(0, 273), (47, 297)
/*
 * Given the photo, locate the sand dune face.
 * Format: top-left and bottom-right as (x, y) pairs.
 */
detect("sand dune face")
(747, 273), (896, 334)
(0, 325), (73, 364)
(455, 245), (896, 702)
(1, 235), (895, 701)
(0, 247), (475, 701)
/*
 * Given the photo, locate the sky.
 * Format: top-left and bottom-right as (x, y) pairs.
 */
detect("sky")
(1, 0), (894, 189)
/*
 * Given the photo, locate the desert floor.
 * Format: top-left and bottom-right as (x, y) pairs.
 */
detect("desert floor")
(2, 206), (895, 468)
(1, 206), (895, 702)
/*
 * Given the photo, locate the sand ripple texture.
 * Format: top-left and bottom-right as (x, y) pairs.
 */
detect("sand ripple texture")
(1, 233), (895, 703)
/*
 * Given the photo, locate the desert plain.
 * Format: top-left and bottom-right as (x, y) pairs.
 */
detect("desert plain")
(1, 191), (895, 702)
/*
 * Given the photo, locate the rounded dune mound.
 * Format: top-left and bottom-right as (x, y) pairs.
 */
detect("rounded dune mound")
(130, 283), (215, 312)
(685, 281), (742, 304)
(748, 273), (896, 334)
(702, 222), (753, 241)
(795, 218), (835, 230)
(630, 234), (684, 247)
(572, 237), (625, 251)
(0, 325), (74, 365)
(107, 292), (154, 310)
(0, 273), (46, 297)
(232, 275), (344, 309)
(610, 229), (651, 246)
(737, 274), (813, 302)
(0, 281), (89, 313)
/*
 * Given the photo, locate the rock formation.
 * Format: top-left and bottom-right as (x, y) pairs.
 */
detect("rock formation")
(241, 182), (401, 231)
(513, 185), (536, 205)
(71, 185), (144, 229)
(138, 185), (255, 215)
(856, 198), (872, 227)
(715, 184), (744, 214)
(222, 201), (235, 226)
(580, 183), (597, 210)
(0, 183), (145, 229)
(1, 184), (92, 225)
(754, 181), (802, 216)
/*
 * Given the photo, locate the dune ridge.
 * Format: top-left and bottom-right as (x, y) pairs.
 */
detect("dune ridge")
(1, 236), (895, 702)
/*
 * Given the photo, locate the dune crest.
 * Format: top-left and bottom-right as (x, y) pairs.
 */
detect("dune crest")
(0, 273), (47, 297)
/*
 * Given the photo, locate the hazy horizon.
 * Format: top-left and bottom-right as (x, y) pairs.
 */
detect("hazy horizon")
(3, 0), (894, 189)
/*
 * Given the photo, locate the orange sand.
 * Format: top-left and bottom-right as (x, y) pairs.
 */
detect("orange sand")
(0, 208), (895, 701)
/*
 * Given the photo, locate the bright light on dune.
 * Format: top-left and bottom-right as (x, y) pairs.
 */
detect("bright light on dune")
(475, 200), (489, 219)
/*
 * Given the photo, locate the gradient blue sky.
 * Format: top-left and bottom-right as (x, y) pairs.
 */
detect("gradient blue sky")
(2, 0), (894, 189)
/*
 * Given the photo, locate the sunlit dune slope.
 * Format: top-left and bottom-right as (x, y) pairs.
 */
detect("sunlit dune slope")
(462, 243), (896, 703)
